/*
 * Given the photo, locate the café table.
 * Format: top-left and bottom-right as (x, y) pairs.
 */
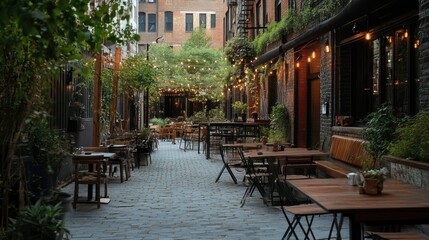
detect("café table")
(73, 152), (116, 203)
(287, 178), (429, 240)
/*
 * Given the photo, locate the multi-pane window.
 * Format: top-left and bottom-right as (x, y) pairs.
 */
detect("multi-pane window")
(186, 13), (193, 32)
(138, 12), (146, 32)
(275, 0), (281, 22)
(148, 14), (156, 32)
(210, 14), (216, 28)
(199, 13), (206, 28)
(165, 12), (173, 32)
(289, 0), (296, 10)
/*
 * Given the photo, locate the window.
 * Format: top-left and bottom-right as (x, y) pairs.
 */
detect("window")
(289, 0), (296, 10)
(186, 13), (193, 32)
(139, 0), (145, 2)
(148, 0), (156, 2)
(336, 25), (420, 123)
(275, 0), (281, 22)
(138, 12), (146, 32)
(148, 14), (156, 32)
(165, 12), (173, 32)
(199, 13), (206, 28)
(210, 14), (216, 28)
(256, 1), (262, 35)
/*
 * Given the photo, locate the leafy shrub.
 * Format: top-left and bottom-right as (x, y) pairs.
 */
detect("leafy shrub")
(389, 110), (429, 162)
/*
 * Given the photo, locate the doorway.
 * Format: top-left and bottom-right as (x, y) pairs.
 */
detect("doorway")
(308, 77), (320, 149)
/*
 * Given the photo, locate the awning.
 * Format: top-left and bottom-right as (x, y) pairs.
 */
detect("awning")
(252, 0), (375, 66)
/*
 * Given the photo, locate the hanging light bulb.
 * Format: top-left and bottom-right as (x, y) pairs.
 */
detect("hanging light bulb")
(404, 29), (408, 38)
(307, 56), (311, 63)
(296, 61), (300, 68)
(312, 50), (316, 59)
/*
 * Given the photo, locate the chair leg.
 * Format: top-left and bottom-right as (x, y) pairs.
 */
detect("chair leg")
(215, 165), (226, 183)
(119, 161), (124, 183)
(73, 178), (78, 209)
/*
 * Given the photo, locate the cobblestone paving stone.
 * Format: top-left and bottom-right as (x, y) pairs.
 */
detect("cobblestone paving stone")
(62, 141), (349, 239)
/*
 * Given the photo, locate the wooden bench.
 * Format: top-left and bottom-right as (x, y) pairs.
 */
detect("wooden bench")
(315, 135), (369, 178)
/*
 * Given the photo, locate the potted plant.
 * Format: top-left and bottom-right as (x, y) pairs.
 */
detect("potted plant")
(361, 167), (388, 194)
(361, 104), (400, 168)
(6, 198), (70, 240)
(22, 111), (74, 200)
(232, 101), (248, 122)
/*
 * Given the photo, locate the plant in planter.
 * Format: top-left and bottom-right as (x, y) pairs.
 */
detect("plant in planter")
(388, 110), (429, 163)
(6, 198), (70, 240)
(22, 111), (74, 199)
(361, 104), (400, 169)
(232, 101), (248, 122)
(268, 104), (290, 144)
(361, 167), (388, 195)
(361, 104), (399, 194)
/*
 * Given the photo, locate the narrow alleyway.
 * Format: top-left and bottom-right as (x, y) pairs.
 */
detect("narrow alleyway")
(62, 141), (347, 239)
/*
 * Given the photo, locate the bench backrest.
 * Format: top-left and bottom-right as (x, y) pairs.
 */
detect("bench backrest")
(330, 135), (369, 168)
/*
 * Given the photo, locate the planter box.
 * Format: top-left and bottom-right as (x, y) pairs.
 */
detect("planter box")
(382, 155), (429, 191)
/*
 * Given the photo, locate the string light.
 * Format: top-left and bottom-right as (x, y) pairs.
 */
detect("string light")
(325, 40), (330, 53)
(312, 50), (316, 59)
(365, 32), (371, 40)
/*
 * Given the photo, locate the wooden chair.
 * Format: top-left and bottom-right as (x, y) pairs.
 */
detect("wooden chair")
(72, 154), (107, 209)
(365, 231), (429, 240)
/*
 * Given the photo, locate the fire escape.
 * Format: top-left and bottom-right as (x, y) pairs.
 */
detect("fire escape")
(237, 0), (254, 36)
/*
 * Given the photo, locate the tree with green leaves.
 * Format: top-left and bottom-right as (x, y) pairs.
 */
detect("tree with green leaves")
(0, 0), (139, 230)
(148, 29), (229, 113)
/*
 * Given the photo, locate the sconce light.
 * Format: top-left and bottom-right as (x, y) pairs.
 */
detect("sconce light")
(295, 53), (302, 68)
(365, 32), (371, 41)
(321, 102), (329, 115)
(325, 40), (330, 53)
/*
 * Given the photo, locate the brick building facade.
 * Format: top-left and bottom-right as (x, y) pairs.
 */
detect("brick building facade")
(138, 0), (226, 50)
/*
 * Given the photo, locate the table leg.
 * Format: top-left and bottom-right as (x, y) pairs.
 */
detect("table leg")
(348, 215), (363, 240)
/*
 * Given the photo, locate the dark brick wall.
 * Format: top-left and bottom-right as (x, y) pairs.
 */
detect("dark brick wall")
(320, 34), (333, 151)
(419, 0), (429, 108)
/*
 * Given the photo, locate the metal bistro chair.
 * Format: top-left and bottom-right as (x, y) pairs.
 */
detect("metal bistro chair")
(238, 148), (271, 207)
(215, 145), (242, 184)
(276, 179), (341, 240)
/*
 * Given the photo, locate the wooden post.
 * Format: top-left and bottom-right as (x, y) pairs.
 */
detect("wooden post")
(92, 52), (103, 146)
(110, 47), (121, 136)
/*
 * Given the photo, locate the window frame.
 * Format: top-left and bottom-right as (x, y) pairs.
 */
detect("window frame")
(165, 11), (173, 32)
(138, 12), (146, 32)
(199, 13), (207, 29)
(210, 14), (216, 28)
(148, 13), (156, 32)
(186, 13), (193, 32)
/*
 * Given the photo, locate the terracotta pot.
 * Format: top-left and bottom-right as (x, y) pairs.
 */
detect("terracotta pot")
(363, 178), (383, 195)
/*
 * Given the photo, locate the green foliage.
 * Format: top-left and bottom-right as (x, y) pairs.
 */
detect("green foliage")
(149, 31), (228, 104)
(7, 198), (70, 240)
(22, 111), (74, 182)
(149, 118), (170, 127)
(252, 0), (347, 55)
(0, 0), (139, 228)
(120, 53), (157, 91)
(224, 36), (255, 64)
(208, 107), (226, 122)
(232, 101), (248, 114)
(187, 110), (209, 123)
(361, 104), (400, 167)
(182, 28), (212, 50)
(269, 104), (290, 143)
(389, 110), (429, 163)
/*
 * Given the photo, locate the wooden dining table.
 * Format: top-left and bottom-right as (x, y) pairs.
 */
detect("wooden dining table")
(244, 147), (329, 159)
(73, 152), (116, 203)
(287, 178), (429, 240)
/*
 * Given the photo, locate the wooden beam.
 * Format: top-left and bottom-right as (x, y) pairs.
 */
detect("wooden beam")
(110, 47), (121, 136)
(92, 52), (103, 146)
